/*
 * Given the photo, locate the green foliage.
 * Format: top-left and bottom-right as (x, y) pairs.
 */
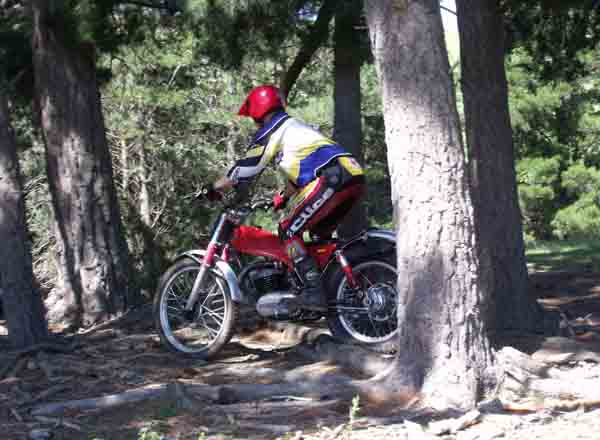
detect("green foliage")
(137, 426), (164, 440)
(101, 26), (251, 292)
(186, 0), (317, 70)
(516, 156), (561, 239)
(508, 48), (600, 163)
(552, 197), (600, 240)
(0, 3), (33, 97)
(349, 394), (360, 424)
(551, 163), (600, 239)
(526, 238), (600, 272)
(503, 0), (600, 82)
(560, 162), (600, 198)
(509, 44), (600, 240)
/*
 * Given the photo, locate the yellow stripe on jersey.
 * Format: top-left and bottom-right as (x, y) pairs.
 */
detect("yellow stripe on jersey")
(338, 156), (364, 176)
(263, 141), (281, 163)
(288, 178), (320, 209)
(286, 140), (337, 183)
(245, 146), (265, 158)
(301, 139), (337, 152)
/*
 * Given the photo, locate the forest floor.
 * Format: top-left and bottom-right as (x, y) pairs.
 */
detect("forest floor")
(2, 268), (600, 440)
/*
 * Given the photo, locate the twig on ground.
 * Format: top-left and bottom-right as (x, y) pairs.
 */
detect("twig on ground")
(31, 374), (362, 416)
(234, 420), (296, 434)
(6, 357), (28, 379)
(122, 352), (182, 363)
(31, 383), (171, 416)
(0, 341), (78, 380)
(168, 380), (204, 411)
(10, 407), (23, 422)
(34, 415), (83, 431)
(503, 398), (600, 413)
(19, 384), (70, 407)
(72, 305), (152, 337)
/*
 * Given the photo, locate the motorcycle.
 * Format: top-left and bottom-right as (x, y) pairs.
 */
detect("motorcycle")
(153, 189), (398, 359)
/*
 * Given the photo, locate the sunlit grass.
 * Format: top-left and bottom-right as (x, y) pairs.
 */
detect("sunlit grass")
(526, 239), (600, 272)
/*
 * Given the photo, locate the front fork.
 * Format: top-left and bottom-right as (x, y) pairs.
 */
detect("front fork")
(185, 214), (226, 311)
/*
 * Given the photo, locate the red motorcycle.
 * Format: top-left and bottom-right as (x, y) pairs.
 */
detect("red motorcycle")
(153, 190), (398, 359)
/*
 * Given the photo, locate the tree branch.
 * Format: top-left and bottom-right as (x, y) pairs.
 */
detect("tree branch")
(280, 0), (338, 99)
(440, 5), (457, 16)
(119, 0), (161, 8)
(117, 0), (179, 13)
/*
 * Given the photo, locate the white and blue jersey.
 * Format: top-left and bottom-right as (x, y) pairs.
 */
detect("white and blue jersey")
(227, 111), (361, 188)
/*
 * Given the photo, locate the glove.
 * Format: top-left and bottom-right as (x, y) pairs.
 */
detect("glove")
(199, 184), (222, 202)
(272, 191), (288, 211)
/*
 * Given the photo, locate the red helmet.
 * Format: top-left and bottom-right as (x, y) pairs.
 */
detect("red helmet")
(238, 85), (285, 121)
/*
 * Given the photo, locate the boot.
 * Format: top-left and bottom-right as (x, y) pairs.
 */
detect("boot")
(294, 255), (328, 312)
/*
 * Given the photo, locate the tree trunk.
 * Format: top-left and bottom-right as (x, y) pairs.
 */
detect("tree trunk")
(333, 0), (368, 239)
(31, 1), (138, 328)
(0, 92), (48, 348)
(364, 0), (494, 409)
(121, 139), (130, 192)
(139, 144), (151, 227)
(456, 0), (545, 339)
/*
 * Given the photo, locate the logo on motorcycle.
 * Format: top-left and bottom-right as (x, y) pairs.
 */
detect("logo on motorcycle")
(289, 188), (335, 235)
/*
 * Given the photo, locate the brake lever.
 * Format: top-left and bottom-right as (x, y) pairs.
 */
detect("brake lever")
(250, 199), (273, 211)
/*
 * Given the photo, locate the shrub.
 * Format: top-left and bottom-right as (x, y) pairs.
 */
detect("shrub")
(550, 163), (600, 239)
(552, 193), (600, 239)
(517, 156), (562, 239)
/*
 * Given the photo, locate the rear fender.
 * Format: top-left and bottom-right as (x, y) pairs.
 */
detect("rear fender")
(174, 250), (246, 304)
(340, 229), (396, 260)
(321, 229), (396, 281)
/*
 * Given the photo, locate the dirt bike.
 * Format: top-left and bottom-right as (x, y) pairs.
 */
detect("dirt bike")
(153, 189), (398, 359)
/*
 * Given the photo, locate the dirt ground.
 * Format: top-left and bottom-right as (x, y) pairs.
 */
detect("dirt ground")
(2, 270), (600, 440)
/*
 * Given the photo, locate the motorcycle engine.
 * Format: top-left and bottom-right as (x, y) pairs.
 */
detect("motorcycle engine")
(240, 262), (299, 320)
(249, 265), (289, 294)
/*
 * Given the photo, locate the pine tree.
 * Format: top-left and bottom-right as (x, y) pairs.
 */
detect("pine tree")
(456, 0), (546, 338)
(31, 1), (140, 327)
(333, 0), (368, 238)
(365, 0), (494, 408)
(0, 91), (48, 347)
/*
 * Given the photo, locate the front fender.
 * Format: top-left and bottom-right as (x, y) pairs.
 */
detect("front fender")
(175, 250), (246, 304)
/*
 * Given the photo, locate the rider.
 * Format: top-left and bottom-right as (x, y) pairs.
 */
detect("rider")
(204, 85), (365, 312)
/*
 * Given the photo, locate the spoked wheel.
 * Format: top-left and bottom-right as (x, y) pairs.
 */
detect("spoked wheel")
(327, 258), (398, 352)
(153, 257), (238, 359)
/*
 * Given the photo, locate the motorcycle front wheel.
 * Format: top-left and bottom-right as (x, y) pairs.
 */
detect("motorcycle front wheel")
(153, 257), (238, 359)
(326, 256), (398, 353)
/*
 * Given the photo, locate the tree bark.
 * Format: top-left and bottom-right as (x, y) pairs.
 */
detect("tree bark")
(333, 0), (368, 239)
(364, 0), (494, 409)
(31, 1), (138, 328)
(456, 0), (545, 339)
(0, 92), (48, 348)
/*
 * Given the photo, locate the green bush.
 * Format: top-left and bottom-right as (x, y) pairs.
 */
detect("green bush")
(550, 163), (600, 239)
(552, 198), (600, 239)
(517, 156), (562, 239)
(560, 162), (600, 198)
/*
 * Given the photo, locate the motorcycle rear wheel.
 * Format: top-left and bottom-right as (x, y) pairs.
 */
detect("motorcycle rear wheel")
(326, 256), (398, 353)
(153, 257), (238, 359)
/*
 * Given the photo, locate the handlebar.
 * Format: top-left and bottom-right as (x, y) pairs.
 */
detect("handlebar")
(250, 199), (273, 211)
(193, 182), (274, 212)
